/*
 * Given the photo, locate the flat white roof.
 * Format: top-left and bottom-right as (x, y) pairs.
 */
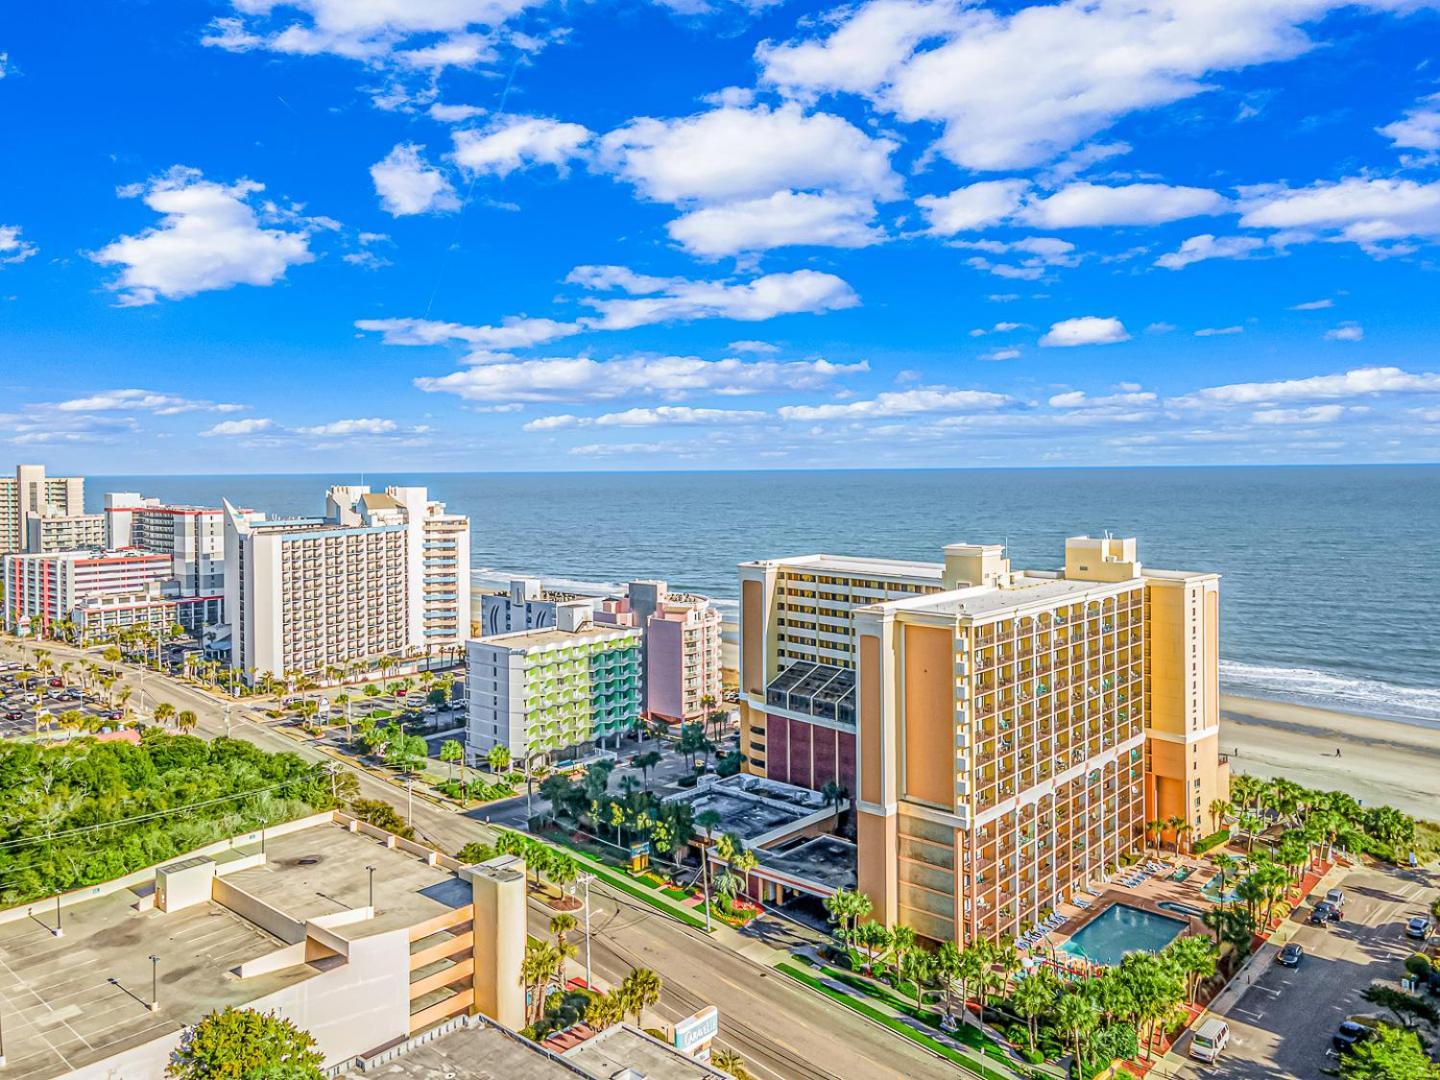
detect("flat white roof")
(873, 572), (1137, 620)
(742, 552), (944, 584)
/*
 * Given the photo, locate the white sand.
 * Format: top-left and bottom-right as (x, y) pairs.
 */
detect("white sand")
(1222, 694), (1440, 821)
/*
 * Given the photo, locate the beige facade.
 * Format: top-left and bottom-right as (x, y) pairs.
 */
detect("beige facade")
(0, 464), (85, 554)
(24, 511), (104, 553)
(740, 536), (1228, 946)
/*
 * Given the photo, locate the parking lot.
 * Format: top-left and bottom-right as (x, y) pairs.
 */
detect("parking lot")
(1174, 863), (1438, 1078)
(0, 664), (124, 738)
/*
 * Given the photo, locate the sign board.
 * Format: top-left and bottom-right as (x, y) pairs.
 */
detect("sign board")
(628, 842), (651, 858)
(673, 1005), (719, 1056)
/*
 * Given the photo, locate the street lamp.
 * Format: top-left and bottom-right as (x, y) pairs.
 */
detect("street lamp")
(578, 872), (595, 988)
(406, 777), (415, 827)
(366, 865), (377, 911)
(148, 954), (160, 1012)
(53, 893), (63, 938)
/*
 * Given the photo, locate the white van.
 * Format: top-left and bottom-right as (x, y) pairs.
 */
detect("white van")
(1190, 1018), (1231, 1063)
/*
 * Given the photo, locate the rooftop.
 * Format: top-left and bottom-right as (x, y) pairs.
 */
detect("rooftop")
(664, 775), (830, 845)
(560, 1024), (727, 1080)
(221, 824), (471, 941)
(741, 552), (945, 584)
(755, 836), (858, 895)
(869, 572), (1137, 621)
(474, 623), (638, 651)
(0, 816), (471, 1080)
(345, 1019), (581, 1079)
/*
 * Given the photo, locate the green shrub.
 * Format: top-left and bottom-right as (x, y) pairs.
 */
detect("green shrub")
(1405, 953), (1433, 980)
(1193, 828), (1230, 855)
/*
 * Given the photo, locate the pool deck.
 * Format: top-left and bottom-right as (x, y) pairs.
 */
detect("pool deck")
(1031, 855), (1222, 970)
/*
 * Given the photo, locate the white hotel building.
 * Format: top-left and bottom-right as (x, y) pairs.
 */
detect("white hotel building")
(224, 486), (470, 682)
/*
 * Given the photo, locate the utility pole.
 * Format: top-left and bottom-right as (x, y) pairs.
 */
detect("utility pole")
(366, 865), (377, 911)
(406, 777), (415, 827)
(148, 954), (161, 1011)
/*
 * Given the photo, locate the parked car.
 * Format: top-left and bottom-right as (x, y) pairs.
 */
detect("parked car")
(1189, 1019), (1230, 1063)
(5, 711), (22, 722)
(48, 677), (62, 687)
(1277, 942), (1304, 966)
(1310, 902), (1339, 925)
(1332, 1020), (1377, 1054)
(1407, 917), (1432, 940)
(1326, 888), (1345, 909)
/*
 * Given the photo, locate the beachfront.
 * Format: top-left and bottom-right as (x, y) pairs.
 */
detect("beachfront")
(1221, 694), (1440, 821)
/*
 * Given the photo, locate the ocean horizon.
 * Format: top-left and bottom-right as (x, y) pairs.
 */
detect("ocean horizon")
(90, 464), (1440, 728)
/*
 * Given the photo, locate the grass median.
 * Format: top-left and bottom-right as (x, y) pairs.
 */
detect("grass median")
(544, 838), (710, 932)
(776, 962), (1019, 1080)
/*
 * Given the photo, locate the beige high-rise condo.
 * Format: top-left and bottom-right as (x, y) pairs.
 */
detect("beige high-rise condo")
(739, 535), (1228, 945)
(0, 464), (86, 554)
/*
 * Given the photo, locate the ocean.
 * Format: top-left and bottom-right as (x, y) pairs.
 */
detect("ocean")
(90, 466), (1440, 727)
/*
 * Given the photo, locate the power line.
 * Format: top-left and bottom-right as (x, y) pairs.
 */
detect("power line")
(0, 777), (309, 855)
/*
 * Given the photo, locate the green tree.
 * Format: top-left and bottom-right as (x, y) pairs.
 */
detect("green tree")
(711, 1048), (752, 1080)
(1164, 934), (1219, 1002)
(550, 912), (578, 951)
(1050, 990), (1101, 1067)
(177, 709), (198, 735)
(618, 967), (662, 1027)
(487, 744), (511, 775)
(166, 1006), (324, 1080)
(440, 739), (465, 783)
(635, 750), (662, 792)
(455, 841), (496, 864)
(1115, 951), (1185, 1061)
(154, 702), (177, 727)
(823, 887), (872, 945)
(1012, 967), (1059, 1052)
(1341, 1024), (1440, 1079)
(1362, 985), (1440, 1030)
(348, 798), (414, 840)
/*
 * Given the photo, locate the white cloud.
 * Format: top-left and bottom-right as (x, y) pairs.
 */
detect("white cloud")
(1290, 298), (1333, 310)
(1039, 316), (1130, 347)
(969, 321), (1023, 337)
(598, 104), (900, 205)
(0, 52), (9, 78)
(357, 315), (582, 350)
(1250, 404), (1348, 425)
(1155, 233), (1265, 270)
(416, 354), (868, 402)
(979, 347), (1021, 362)
(1175, 366), (1440, 407)
(90, 167), (316, 305)
(202, 0), (542, 69)
(569, 265), (860, 330)
(429, 102), (486, 122)
(1047, 389), (1156, 409)
(569, 442), (672, 457)
(777, 386), (1009, 421)
(0, 224), (38, 265)
(727, 339), (779, 354)
(295, 417), (400, 436)
(203, 417), (274, 437)
(53, 389), (245, 415)
(525, 406), (766, 430)
(452, 116), (593, 177)
(916, 179), (1029, 234)
(759, 0), (1426, 170)
(371, 143), (459, 216)
(1194, 325), (1244, 337)
(1238, 177), (1440, 253)
(956, 237), (1078, 279)
(1324, 322), (1364, 342)
(1378, 93), (1440, 155)
(1018, 183), (1227, 228)
(666, 191), (882, 257)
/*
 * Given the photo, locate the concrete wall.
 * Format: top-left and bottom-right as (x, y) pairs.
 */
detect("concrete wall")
(900, 623), (954, 810)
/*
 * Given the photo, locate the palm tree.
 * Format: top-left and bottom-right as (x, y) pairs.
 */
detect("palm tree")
(487, 744), (511, 776)
(1237, 811), (1265, 852)
(1050, 990), (1100, 1068)
(440, 739), (465, 782)
(550, 912), (578, 951)
(521, 939), (563, 1025)
(711, 1048), (752, 1080)
(823, 887), (872, 944)
(1165, 815), (1186, 855)
(634, 750), (662, 792)
(177, 709), (197, 734)
(1208, 798), (1233, 835)
(618, 968), (662, 1028)
(1145, 818), (1164, 857)
(586, 993), (623, 1031)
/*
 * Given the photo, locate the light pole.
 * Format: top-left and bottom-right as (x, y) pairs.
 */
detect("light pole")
(53, 893), (63, 938)
(148, 954), (160, 1011)
(406, 777), (415, 827)
(366, 865), (376, 911)
(578, 872), (595, 988)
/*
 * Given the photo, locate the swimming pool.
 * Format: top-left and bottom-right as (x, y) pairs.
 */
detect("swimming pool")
(1059, 903), (1188, 966)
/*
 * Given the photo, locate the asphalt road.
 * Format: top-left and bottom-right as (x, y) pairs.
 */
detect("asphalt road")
(1172, 863), (1438, 1079)
(0, 640), (958, 1080)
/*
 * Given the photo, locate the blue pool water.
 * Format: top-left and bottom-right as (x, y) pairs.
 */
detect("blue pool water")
(1060, 903), (1188, 966)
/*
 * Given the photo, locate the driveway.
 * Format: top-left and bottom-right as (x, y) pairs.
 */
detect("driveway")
(1173, 863), (1437, 1078)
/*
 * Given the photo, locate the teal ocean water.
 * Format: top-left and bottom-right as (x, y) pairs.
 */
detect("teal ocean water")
(92, 466), (1440, 726)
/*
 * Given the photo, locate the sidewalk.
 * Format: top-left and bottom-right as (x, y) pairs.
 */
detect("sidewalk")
(776, 949), (1033, 1080)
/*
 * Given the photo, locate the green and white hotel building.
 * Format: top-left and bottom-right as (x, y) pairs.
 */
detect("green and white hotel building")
(465, 622), (644, 765)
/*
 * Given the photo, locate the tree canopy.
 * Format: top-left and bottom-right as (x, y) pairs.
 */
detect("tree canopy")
(166, 1006), (324, 1080)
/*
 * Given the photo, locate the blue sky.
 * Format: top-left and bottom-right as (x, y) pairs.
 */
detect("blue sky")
(3, 0), (1440, 472)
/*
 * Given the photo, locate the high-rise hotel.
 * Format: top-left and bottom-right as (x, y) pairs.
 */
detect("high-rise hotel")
(739, 536), (1227, 945)
(224, 485), (471, 682)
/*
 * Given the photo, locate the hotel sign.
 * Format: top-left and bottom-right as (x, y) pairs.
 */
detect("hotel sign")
(673, 1005), (719, 1058)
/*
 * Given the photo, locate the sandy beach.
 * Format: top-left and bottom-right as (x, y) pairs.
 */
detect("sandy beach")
(1222, 694), (1440, 821)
